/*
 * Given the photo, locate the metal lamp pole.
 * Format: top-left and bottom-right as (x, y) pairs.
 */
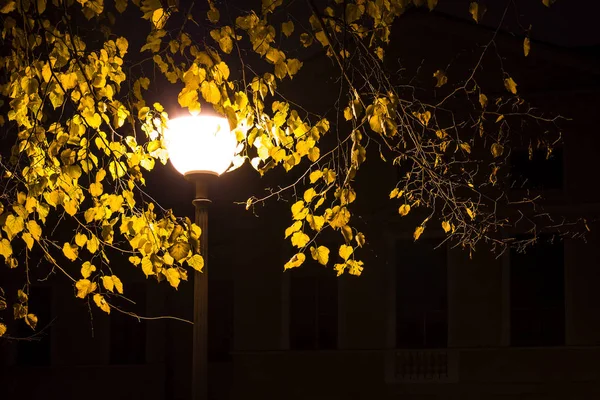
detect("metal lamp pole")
(188, 174), (215, 400)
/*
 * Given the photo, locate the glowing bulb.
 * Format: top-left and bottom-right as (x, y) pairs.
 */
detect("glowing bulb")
(163, 115), (236, 176)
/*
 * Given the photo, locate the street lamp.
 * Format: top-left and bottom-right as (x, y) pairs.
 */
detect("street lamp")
(163, 114), (237, 400)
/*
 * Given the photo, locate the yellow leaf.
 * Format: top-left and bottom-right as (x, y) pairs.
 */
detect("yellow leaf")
(291, 231), (310, 248)
(282, 20), (294, 37)
(491, 143), (504, 158)
(433, 70), (447, 87)
(37, 0), (46, 13)
(442, 221), (451, 233)
(542, 0), (556, 7)
(309, 170), (323, 183)
(413, 225), (425, 241)
(310, 245), (329, 265)
(495, 115), (505, 123)
(460, 142), (471, 153)
(116, 0), (127, 13)
(0, 1), (16, 13)
(303, 188), (317, 203)
(284, 253), (306, 270)
(17, 290), (27, 303)
(62, 242), (79, 261)
(285, 221), (302, 238)
(200, 80), (221, 104)
(169, 242), (191, 262)
(389, 188), (400, 199)
(466, 207), (476, 220)
(14, 303), (27, 319)
(356, 232), (365, 247)
(93, 293), (110, 314)
(291, 200), (308, 220)
(86, 235), (99, 254)
(116, 37), (128, 57)
(42, 63), (52, 83)
(306, 214), (325, 231)
(398, 204), (411, 216)
(81, 261), (96, 278)
(479, 93), (488, 109)
(504, 77), (518, 95)
(207, 5), (219, 22)
(0, 323), (6, 337)
(102, 276), (115, 292)
(25, 313), (38, 330)
(286, 59), (303, 78)
(427, 0), (438, 10)
(186, 254), (205, 272)
(151, 8), (168, 29)
(75, 233), (87, 247)
(0, 239), (13, 259)
(469, 2), (486, 23)
(112, 276), (123, 294)
(165, 268), (181, 288)
(4, 214), (24, 239)
(524, 37), (531, 57)
(142, 257), (154, 276)
(339, 244), (353, 261)
(75, 279), (97, 298)
(22, 232), (33, 250)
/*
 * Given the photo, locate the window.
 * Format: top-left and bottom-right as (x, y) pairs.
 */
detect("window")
(16, 286), (52, 366)
(289, 263), (338, 350)
(510, 236), (565, 347)
(510, 147), (563, 191)
(208, 279), (234, 362)
(396, 239), (447, 349)
(110, 283), (147, 364)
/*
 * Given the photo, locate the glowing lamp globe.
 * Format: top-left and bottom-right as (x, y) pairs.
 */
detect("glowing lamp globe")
(164, 115), (236, 176)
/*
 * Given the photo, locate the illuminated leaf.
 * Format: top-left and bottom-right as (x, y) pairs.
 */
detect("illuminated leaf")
(442, 221), (451, 233)
(0, 239), (13, 260)
(169, 242), (191, 262)
(291, 201), (308, 220)
(413, 226), (425, 241)
(310, 245), (329, 265)
(22, 232), (33, 250)
(433, 70), (447, 87)
(112, 276), (123, 294)
(291, 231), (310, 248)
(285, 221), (302, 238)
(86, 235), (99, 254)
(491, 143), (504, 158)
(93, 294), (110, 313)
(282, 21), (294, 37)
(151, 8), (168, 29)
(479, 93), (488, 108)
(504, 76), (518, 95)
(62, 243), (79, 261)
(356, 232), (366, 247)
(339, 244), (353, 261)
(81, 261), (96, 278)
(186, 254), (204, 272)
(469, 2), (486, 23)
(0, 323), (6, 337)
(75, 279), (97, 298)
(102, 276), (115, 292)
(165, 268), (181, 288)
(524, 37), (531, 57)
(398, 204), (411, 216)
(25, 313), (38, 330)
(303, 188), (317, 203)
(284, 253), (306, 270)
(75, 233), (87, 247)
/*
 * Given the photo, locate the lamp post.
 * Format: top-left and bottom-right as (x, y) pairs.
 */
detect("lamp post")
(163, 114), (237, 400)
